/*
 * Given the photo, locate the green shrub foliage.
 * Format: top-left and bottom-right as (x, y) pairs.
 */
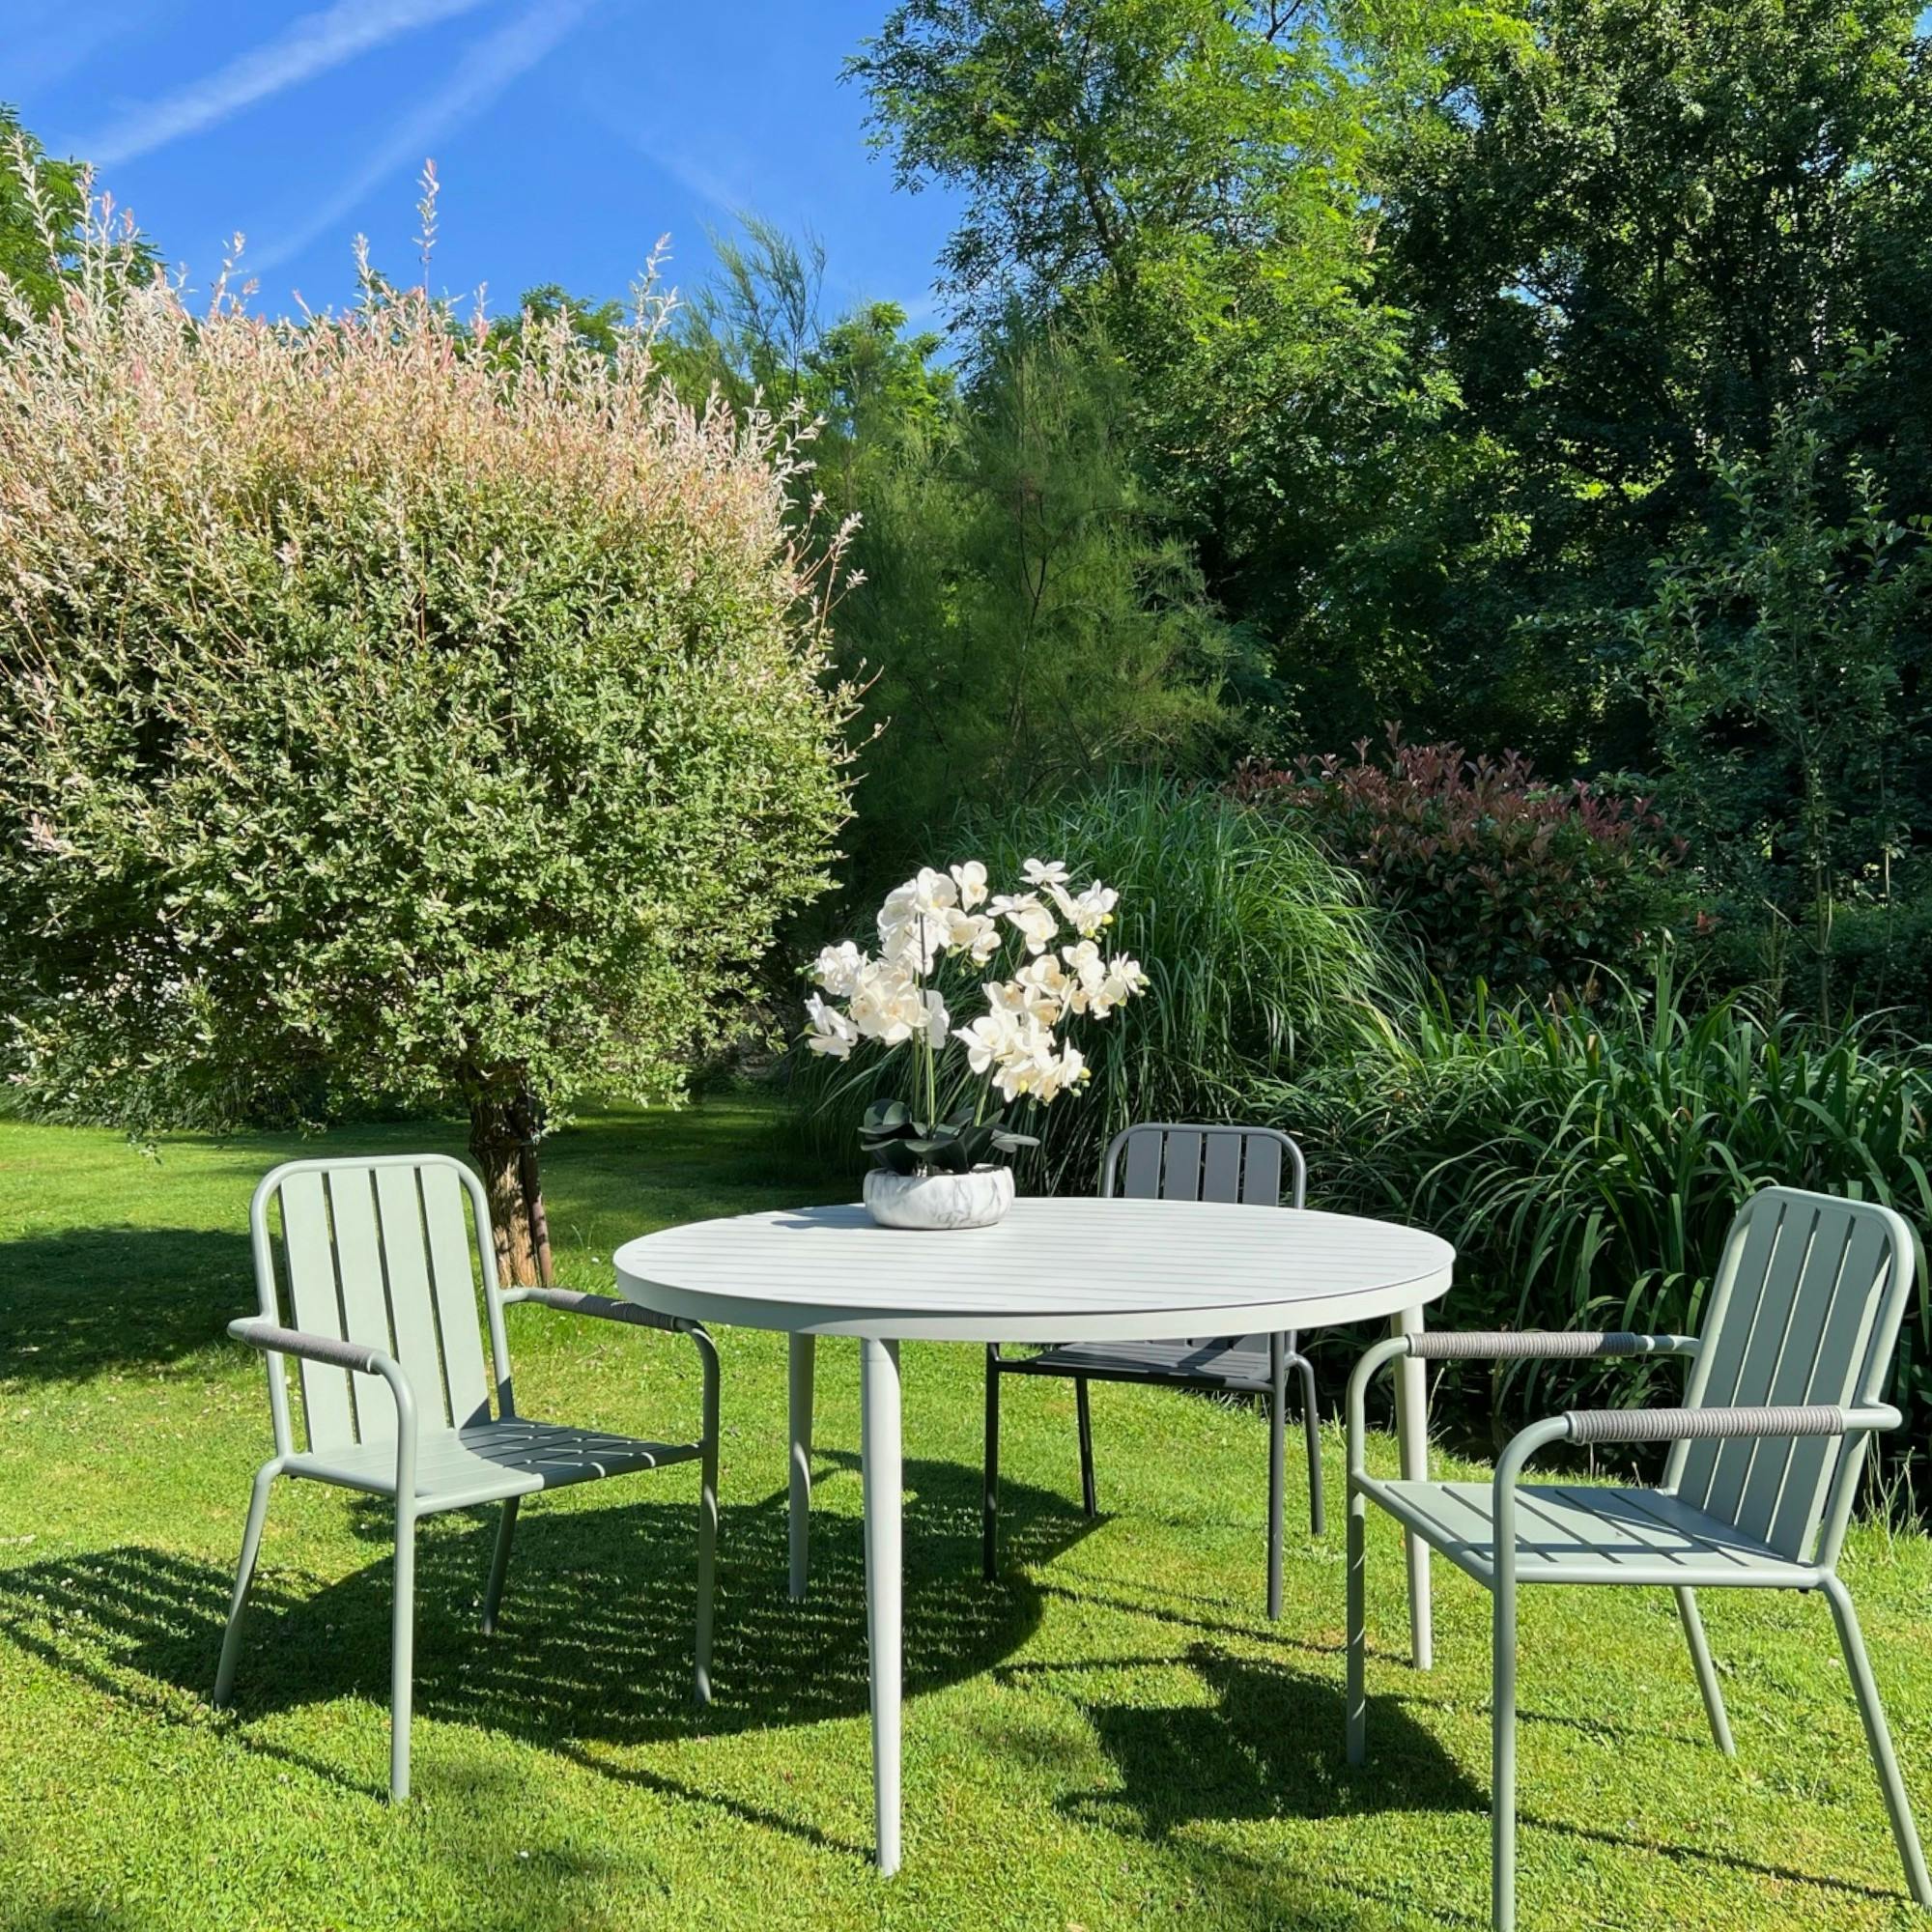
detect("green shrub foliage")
(0, 180), (855, 1281)
(1235, 731), (1690, 996)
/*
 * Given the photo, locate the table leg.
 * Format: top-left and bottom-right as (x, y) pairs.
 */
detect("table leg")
(1394, 1305), (1434, 1670)
(860, 1337), (902, 1875)
(789, 1332), (815, 1601)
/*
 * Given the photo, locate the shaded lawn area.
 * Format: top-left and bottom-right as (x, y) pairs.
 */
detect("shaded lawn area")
(3, 1098), (1931, 1930)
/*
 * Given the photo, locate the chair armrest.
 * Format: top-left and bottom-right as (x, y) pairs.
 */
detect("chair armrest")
(229, 1317), (420, 1497)
(228, 1317), (401, 1378)
(501, 1287), (679, 1333)
(1560, 1402), (1901, 1446)
(1345, 1329), (1700, 1483)
(1408, 1330), (1699, 1362)
(499, 1288), (718, 1411)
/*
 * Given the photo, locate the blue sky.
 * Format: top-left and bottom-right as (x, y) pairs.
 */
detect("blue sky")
(8, 0), (960, 326)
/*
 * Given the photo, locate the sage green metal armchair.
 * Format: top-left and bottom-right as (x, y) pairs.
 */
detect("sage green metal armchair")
(213, 1152), (720, 1801)
(1346, 1185), (1930, 1929)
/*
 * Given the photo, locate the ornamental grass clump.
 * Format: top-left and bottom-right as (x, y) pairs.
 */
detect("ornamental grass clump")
(1280, 971), (1932, 1456)
(0, 163), (857, 1285)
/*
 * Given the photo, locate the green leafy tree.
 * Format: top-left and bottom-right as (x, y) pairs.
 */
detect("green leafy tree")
(848, 0), (1523, 748)
(834, 318), (1252, 887)
(0, 176), (856, 1286)
(0, 104), (155, 320)
(657, 218), (1237, 890)
(1381, 0), (1932, 759)
(1634, 366), (1932, 1013)
(485, 281), (631, 360)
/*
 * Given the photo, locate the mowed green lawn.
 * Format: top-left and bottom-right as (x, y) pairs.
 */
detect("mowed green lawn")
(4, 1100), (1931, 1931)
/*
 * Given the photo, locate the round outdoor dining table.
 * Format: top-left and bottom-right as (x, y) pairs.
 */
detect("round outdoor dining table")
(612, 1195), (1455, 1874)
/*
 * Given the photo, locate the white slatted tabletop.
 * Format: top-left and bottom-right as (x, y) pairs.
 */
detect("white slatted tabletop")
(611, 1196), (1455, 1876)
(611, 1197), (1453, 1342)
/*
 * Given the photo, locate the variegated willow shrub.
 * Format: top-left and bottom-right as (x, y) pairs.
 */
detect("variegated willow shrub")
(1273, 974), (1932, 1472)
(0, 167), (857, 1284)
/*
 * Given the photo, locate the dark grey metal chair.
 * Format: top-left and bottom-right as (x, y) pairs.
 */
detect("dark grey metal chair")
(982, 1122), (1320, 1618)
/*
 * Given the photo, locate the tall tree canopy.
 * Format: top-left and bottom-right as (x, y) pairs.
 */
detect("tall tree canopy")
(0, 180), (855, 1284)
(1378, 0), (1932, 760)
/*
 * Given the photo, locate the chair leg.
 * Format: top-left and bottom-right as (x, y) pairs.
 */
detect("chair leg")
(481, 1497), (520, 1635)
(1822, 1574), (1932, 1907)
(1267, 1335), (1286, 1621)
(1673, 1586), (1734, 1756)
(694, 1325), (721, 1708)
(1295, 1350), (1324, 1538)
(1345, 1478), (1368, 1763)
(390, 1501), (417, 1803)
(982, 1348), (1000, 1581)
(213, 1463), (278, 1707)
(1492, 1571), (1519, 1932)
(1075, 1377), (1097, 1518)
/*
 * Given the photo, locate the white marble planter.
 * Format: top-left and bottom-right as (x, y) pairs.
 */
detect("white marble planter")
(862, 1164), (1015, 1231)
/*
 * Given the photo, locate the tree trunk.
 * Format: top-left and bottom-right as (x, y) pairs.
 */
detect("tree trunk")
(468, 1087), (554, 1290)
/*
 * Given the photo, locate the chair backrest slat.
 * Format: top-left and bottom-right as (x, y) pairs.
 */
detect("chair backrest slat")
(1241, 1133), (1284, 1208)
(249, 1153), (504, 1455)
(1104, 1122), (1305, 1211)
(277, 1170), (356, 1449)
(1201, 1132), (1244, 1205)
(1674, 1188), (1913, 1565)
(1696, 1200), (1843, 1525)
(1757, 1210), (1890, 1555)
(367, 1172), (447, 1429)
(1160, 1129), (1205, 1202)
(1121, 1129), (1163, 1200)
(1102, 1124), (1309, 1350)
(327, 1167), (403, 1442)
(419, 1162), (493, 1427)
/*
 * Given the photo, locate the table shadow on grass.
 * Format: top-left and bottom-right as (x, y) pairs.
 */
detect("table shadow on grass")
(0, 1457), (1094, 1793)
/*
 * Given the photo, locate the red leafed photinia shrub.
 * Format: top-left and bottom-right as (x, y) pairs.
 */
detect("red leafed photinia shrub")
(1232, 729), (1690, 996)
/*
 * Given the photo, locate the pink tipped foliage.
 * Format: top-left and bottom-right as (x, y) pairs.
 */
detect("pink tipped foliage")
(1233, 727), (1689, 994)
(0, 160), (858, 1129)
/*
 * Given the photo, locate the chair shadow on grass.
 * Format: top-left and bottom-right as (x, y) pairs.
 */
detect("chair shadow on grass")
(0, 1451), (1094, 1825)
(1055, 1640), (1483, 1834)
(1038, 1629), (1904, 1918)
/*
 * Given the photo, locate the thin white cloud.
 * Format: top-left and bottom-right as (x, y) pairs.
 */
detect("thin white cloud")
(80, 0), (495, 168)
(251, 0), (595, 275)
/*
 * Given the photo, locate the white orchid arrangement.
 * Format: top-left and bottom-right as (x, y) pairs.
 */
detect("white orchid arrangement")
(804, 859), (1148, 1175)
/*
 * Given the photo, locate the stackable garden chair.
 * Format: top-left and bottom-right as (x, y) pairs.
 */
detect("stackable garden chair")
(1346, 1184), (1930, 1930)
(983, 1122), (1321, 1618)
(213, 1152), (720, 1800)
